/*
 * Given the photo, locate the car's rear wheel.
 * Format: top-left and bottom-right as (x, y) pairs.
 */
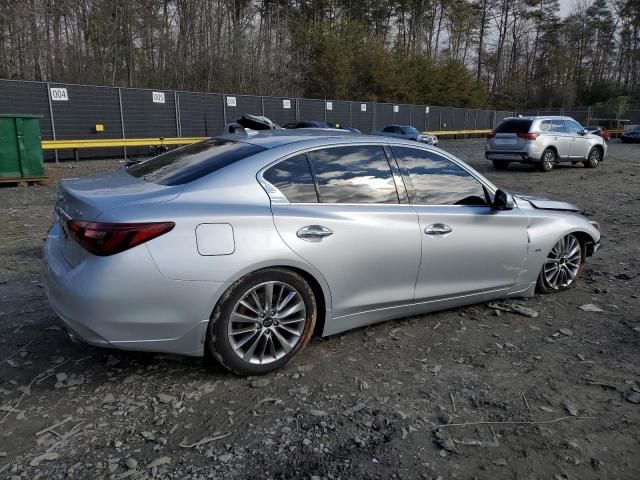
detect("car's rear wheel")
(583, 147), (601, 168)
(492, 160), (509, 170)
(540, 149), (555, 172)
(536, 234), (585, 293)
(207, 268), (316, 375)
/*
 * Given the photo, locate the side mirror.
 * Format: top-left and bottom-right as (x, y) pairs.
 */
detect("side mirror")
(579, 129), (587, 136)
(492, 189), (514, 211)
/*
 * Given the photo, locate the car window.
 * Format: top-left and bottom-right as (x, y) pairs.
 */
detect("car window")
(565, 120), (583, 134)
(404, 127), (419, 135)
(391, 146), (488, 206)
(550, 120), (567, 133)
(263, 154), (318, 203)
(306, 146), (399, 204)
(382, 126), (394, 133)
(127, 138), (266, 186)
(495, 119), (532, 133)
(393, 126), (402, 134)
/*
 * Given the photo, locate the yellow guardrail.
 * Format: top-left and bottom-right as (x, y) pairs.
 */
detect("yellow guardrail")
(41, 137), (208, 150)
(424, 129), (491, 136)
(41, 128), (624, 151)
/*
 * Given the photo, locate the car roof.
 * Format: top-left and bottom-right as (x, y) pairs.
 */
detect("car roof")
(503, 116), (576, 121)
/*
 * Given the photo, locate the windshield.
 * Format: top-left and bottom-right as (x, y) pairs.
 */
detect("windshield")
(404, 127), (420, 134)
(127, 138), (266, 185)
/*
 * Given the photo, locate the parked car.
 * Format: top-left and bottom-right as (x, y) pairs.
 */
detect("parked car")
(43, 131), (600, 375)
(284, 121), (333, 129)
(485, 116), (607, 172)
(374, 125), (437, 144)
(585, 126), (611, 142)
(339, 127), (362, 134)
(621, 127), (640, 143)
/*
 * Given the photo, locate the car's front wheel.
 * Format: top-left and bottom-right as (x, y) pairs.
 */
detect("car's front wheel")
(536, 234), (585, 293)
(207, 268), (317, 375)
(583, 147), (601, 168)
(539, 149), (556, 172)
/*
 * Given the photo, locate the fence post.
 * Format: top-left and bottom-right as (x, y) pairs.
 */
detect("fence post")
(46, 82), (58, 163)
(261, 96), (265, 117)
(372, 103), (376, 132)
(118, 88), (127, 160)
(587, 106), (591, 127)
(349, 102), (352, 128)
(295, 98), (300, 121)
(222, 94), (227, 126)
(324, 98), (327, 123)
(174, 91), (181, 137)
(409, 105), (412, 126)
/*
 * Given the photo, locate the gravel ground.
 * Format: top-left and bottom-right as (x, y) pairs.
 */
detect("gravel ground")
(0, 139), (639, 480)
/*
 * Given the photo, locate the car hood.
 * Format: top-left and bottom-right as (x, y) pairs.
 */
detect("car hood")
(514, 193), (582, 213)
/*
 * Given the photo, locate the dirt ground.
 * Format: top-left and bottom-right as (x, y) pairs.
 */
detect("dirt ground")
(0, 140), (639, 480)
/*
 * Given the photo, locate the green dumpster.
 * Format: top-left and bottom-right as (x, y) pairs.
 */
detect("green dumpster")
(0, 114), (45, 178)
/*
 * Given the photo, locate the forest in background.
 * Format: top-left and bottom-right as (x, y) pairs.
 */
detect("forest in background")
(0, 0), (639, 109)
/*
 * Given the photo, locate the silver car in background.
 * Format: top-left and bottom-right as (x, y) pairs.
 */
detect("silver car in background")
(374, 125), (438, 145)
(43, 131), (600, 375)
(486, 116), (607, 172)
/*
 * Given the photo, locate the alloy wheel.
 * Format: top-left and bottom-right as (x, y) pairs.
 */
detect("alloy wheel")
(543, 235), (582, 289)
(228, 281), (307, 365)
(588, 148), (600, 167)
(541, 150), (555, 171)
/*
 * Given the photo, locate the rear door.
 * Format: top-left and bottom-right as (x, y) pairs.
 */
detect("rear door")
(565, 119), (590, 159)
(391, 145), (528, 301)
(265, 145), (421, 318)
(544, 119), (571, 160)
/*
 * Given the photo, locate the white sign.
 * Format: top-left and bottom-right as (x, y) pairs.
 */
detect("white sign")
(50, 87), (68, 101)
(425, 106), (430, 114)
(282, 99), (291, 109)
(393, 105), (399, 113)
(226, 96), (237, 107)
(326, 101), (333, 111)
(360, 104), (367, 112)
(152, 91), (165, 104)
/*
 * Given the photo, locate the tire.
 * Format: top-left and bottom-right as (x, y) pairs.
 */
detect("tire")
(583, 147), (601, 168)
(492, 160), (509, 170)
(539, 149), (556, 172)
(536, 234), (585, 294)
(207, 268), (317, 375)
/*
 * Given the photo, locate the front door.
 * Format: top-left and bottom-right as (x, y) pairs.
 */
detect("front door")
(565, 119), (590, 159)
(390, 145), (528, 301)
(263, 145), (421, 318)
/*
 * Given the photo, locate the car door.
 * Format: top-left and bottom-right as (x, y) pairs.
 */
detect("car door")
(548, 119), (571, 160)
(565, 119), (590, 159)
(264, 145), (421, 318)
(390, 145), (528, 301)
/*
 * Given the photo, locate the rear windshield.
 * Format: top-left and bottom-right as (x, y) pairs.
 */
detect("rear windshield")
(127, 138), (266, 185)
(494, 119), (532, 134)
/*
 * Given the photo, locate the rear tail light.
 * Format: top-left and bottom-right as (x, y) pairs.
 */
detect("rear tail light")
(517, 133), (540, 140)
(66, 220), (175, 256)
(487, 132), (496, 139)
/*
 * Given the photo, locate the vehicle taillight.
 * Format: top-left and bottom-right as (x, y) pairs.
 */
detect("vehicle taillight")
(66, 220), (175, 256)
(487, 132), (496, 139)
(517, 133), (540, 140)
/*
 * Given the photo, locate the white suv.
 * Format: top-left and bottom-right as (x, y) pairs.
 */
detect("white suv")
(485, 116), (607, 172)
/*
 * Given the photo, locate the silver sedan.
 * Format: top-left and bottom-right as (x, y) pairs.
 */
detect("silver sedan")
(42, 131), (600, 375)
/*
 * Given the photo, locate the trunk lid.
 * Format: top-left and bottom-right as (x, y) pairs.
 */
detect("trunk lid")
(488, 118), (533, 151)
(56, 169), (182, 221)
(55, 169), (182, 266)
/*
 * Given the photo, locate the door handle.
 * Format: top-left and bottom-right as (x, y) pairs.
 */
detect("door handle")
(424, 223), (452, 236)
(297, 225), (333, 242)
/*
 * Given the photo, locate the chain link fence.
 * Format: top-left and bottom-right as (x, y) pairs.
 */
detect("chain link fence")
(0, 79), (518, 161)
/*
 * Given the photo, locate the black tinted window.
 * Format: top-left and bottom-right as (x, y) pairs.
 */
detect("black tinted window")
(128, 138), (265, 186)
(307, 146), (399, 204)
(392, 146), (488, 206)
(382, 126), (394, 133)
(495, 119), (532, 133)
(263, 154), (318, 203)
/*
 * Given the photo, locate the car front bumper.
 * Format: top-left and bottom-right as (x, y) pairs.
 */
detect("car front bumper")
(41, 224), (222, 357)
